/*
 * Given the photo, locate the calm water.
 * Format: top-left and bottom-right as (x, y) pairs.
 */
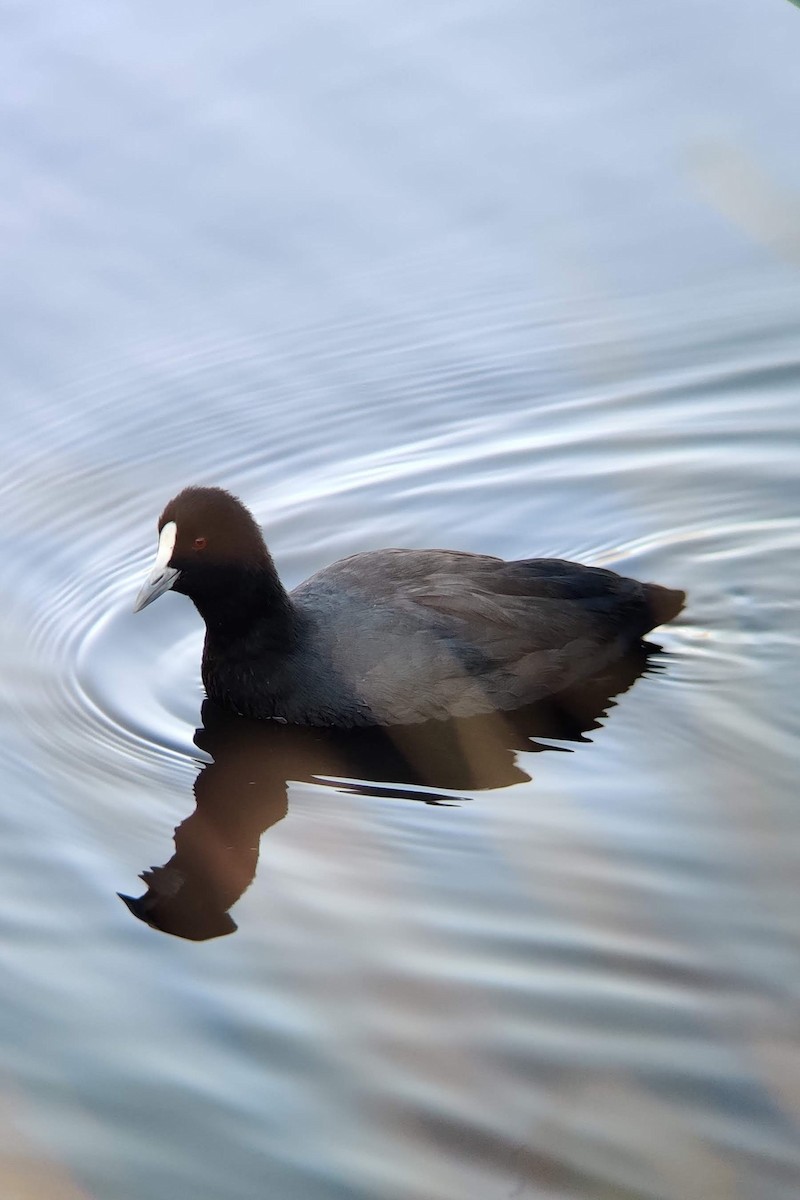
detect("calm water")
(2, 2), (800, 1197)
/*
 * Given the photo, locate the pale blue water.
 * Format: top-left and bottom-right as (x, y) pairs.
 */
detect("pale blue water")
(1, 2), (800, 1197)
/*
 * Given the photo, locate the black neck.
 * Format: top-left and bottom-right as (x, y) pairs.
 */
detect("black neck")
(182, 561), (298, 651)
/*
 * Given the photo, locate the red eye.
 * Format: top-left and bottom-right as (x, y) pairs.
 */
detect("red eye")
(193, 536), (207, 551)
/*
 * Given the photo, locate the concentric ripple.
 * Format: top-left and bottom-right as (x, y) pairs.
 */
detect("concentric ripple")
(3, 280), (796, 805)
(0, 263), (798, 1200)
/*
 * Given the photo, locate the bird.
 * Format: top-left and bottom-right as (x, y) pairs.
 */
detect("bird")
(133, 486), (684, 727)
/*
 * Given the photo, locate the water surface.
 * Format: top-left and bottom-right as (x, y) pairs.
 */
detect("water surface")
(1, 2), (800, 1197)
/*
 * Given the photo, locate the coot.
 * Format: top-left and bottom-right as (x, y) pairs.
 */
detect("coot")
(134, 486), (684, 727)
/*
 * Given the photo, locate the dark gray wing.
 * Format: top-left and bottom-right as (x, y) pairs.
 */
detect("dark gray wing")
(293, 550), (681, 723)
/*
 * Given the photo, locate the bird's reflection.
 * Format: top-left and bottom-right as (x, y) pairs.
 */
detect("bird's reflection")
(120, 642), (659, 940)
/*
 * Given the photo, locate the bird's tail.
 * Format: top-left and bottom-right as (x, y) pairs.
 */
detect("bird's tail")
(645, 583), (686, 628)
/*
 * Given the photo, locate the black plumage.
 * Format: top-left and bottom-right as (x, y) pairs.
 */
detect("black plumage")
(134, 486), (684, 727)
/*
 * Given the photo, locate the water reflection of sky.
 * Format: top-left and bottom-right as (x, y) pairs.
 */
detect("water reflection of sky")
(1, 2), (800, 1198)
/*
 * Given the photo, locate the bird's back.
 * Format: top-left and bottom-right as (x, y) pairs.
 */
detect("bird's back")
(285, 549), (683, 726)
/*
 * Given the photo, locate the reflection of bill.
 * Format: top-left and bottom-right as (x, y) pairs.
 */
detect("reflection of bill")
(120, 643), (657, 941)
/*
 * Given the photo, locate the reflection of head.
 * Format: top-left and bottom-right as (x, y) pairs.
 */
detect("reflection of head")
(119, 881), (237, 940)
